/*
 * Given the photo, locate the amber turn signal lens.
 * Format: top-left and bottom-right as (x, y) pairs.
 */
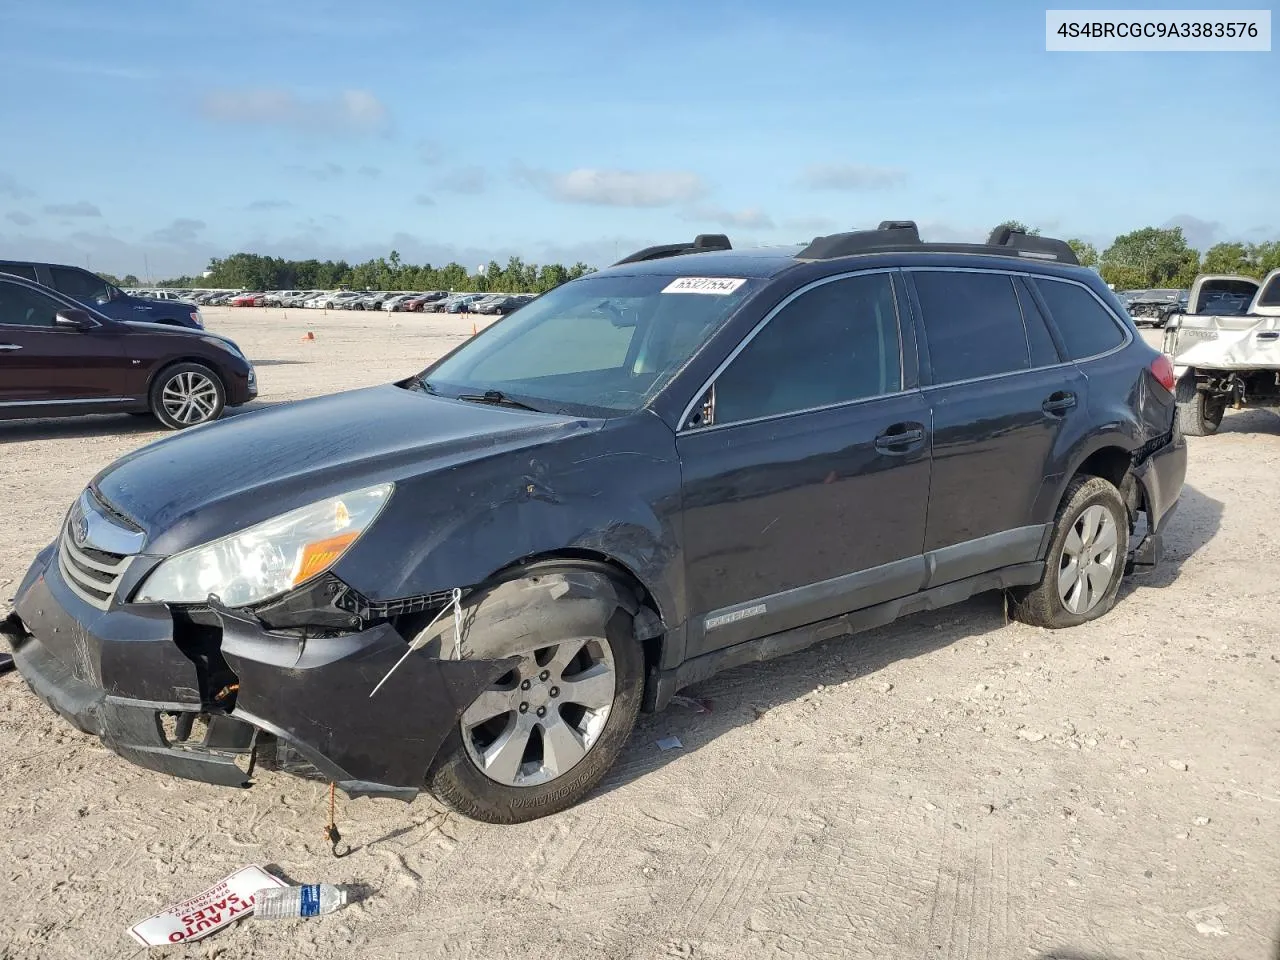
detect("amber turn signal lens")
(292, 531), (359, 586)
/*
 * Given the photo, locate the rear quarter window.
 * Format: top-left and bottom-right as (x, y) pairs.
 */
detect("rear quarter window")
(1034, 278), (1126, 361)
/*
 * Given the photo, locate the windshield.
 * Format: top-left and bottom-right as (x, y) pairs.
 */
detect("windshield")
(424, 273), (758, 415)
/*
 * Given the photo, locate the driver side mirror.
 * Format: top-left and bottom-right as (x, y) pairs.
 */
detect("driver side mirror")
(54, 309), (95, 331)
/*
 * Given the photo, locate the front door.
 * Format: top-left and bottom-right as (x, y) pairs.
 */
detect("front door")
(677, 270), (932, 658)
(0, 279), (128, 408)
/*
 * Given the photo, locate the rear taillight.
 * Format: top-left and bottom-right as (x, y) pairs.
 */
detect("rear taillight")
(1150, 353), (1175, 393)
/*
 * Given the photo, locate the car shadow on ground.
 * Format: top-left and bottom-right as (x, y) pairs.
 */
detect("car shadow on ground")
(1118, 482), (1223, 595)
(597, 482), (1222, 799)
(0, 399), (290, 443)
(1217, 406), (1280, 435)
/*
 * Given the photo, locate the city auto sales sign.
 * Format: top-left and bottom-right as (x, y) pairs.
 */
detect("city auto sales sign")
(128, 865), (286, 946)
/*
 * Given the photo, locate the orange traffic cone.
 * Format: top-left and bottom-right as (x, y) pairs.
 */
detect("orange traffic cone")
(302, 331), (315, 342)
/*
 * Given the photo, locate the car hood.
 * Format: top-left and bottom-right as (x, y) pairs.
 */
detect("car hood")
(92, 385), (598, 554)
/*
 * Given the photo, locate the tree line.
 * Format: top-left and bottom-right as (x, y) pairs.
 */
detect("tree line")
(117, 251), (596, 295)
(98, 224), (1279, 295)
(996, 220), (1279, 290)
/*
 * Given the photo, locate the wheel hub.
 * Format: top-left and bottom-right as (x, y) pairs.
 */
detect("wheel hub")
(460, 638), (616, 788)
(1057, 503), (1119, 615)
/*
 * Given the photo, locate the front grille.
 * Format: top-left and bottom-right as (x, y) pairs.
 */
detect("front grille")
(58, 520), (132, 611)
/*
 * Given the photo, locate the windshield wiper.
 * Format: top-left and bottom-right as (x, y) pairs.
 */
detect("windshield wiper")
(457, 389), (539, 412)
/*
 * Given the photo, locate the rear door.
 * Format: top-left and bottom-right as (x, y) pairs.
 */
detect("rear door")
(0, 279), (131, 407)
(676, 270), (932, 657)
(906, 268), (1089, 579)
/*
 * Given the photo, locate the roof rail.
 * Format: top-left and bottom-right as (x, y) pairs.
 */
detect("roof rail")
(797, 221), (921, 259)
(613, 234), (732, 265)
(795, 220), (1080, 266)
(984, 227), (1080, 265)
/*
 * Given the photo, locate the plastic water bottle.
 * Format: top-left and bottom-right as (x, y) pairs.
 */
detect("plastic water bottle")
(253, 883), (347, 920)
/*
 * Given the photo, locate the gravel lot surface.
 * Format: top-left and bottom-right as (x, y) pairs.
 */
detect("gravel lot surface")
(2, 310), (1277, 960)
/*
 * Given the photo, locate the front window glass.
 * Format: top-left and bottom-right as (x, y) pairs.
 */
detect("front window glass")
(426, 274), (757, 415)
(50, 266), (111, 304)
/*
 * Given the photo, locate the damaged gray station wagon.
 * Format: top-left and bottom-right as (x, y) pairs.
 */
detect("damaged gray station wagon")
(3, 223), (1187, 823)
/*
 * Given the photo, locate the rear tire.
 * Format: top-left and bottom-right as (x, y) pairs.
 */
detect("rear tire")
(1176, 377), (1225, 436)
(426, 570), (644, 824)
(149, 362), (226, 430)
(1009, 475), (1130, 629)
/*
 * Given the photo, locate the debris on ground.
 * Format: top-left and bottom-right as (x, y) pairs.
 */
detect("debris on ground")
(1017, 729), (1046, 743)
(254, 883), (348, 920)
(656, 736), (683, 751)
(670, 695), (712, 713)
(128, 865), (286, 946)
(1186, 903), (1229, 937)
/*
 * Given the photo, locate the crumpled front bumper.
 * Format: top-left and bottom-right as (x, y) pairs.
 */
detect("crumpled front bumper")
(3, 544), (510, 800)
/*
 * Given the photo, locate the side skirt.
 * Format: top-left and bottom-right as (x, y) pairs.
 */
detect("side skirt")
(647, 561), (1044, 710)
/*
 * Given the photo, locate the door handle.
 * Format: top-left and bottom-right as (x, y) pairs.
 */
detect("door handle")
(1256, 331), (1278, 342)
(1042, 391), (1077, 415)
(875, 423), (926, 453)
(0, 343), (22, 351)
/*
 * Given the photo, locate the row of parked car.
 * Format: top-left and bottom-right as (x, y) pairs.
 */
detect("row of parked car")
(132, 288), (537, 316)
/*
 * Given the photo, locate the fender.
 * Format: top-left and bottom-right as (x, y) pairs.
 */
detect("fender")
(335, 413), (689, 663)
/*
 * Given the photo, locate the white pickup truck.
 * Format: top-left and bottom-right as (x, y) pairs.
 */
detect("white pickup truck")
(1162, 269), (1280, 435)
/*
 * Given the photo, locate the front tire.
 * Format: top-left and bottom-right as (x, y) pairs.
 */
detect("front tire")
(426, 570), (644, 824)
(149, 362), (226, 430)
(1010, 475), (1130, 629)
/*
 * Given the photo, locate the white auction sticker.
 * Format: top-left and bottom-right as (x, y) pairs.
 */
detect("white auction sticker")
(1046, 10), (1270, 51)
(662, 277), (747, 295)
(128, 865), (285, 947)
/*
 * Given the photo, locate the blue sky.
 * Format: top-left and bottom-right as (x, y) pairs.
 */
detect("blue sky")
(0, 0), (1274, 278)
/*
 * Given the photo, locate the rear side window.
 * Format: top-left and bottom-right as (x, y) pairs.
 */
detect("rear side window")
(1015, 279), (1061, 367)
(0, 281), (60, 327)
(0, 263), (38, 282)
(1034, 278), (1126, 360)
(50, 266), (111, 305)
(714, 272), (902, 424)
(913, 271), (1028, 383)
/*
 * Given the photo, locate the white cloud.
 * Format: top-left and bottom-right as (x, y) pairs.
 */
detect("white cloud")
(43, 201), (101, 217)
(0, 173), (34, 200)
(5, 211), (35, 226)
(782, 216), (839, 234)
(799, 164), (906, 190)
(246, 199), (293, 211)
(199, 88), (390, 134)
(284, 162), (345, 181)
(1163, 214), (1221, 251)
(516, 165), (708, 207)
(435, 166), (487, 195)
(147, 218), (206, 245)
(682, 205), (774, 229)
(414, 194), (436, 207)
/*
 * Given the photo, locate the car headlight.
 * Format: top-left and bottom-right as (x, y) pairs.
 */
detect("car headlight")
(135, 483), (393, 607)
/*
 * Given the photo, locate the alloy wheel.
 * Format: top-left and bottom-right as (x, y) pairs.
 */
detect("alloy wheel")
(1057, 504), (1119, 614)
(461, 638), (616, 787)
(161, 372), (220, 425)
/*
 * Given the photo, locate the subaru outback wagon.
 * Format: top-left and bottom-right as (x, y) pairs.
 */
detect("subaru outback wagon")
(3, 222), (1186, 824)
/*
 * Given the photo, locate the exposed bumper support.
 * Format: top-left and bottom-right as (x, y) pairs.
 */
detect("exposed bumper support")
(7, 549), (515, 801)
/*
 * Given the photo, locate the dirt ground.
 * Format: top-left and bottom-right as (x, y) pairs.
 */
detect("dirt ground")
(2, 309), (1278, 960)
